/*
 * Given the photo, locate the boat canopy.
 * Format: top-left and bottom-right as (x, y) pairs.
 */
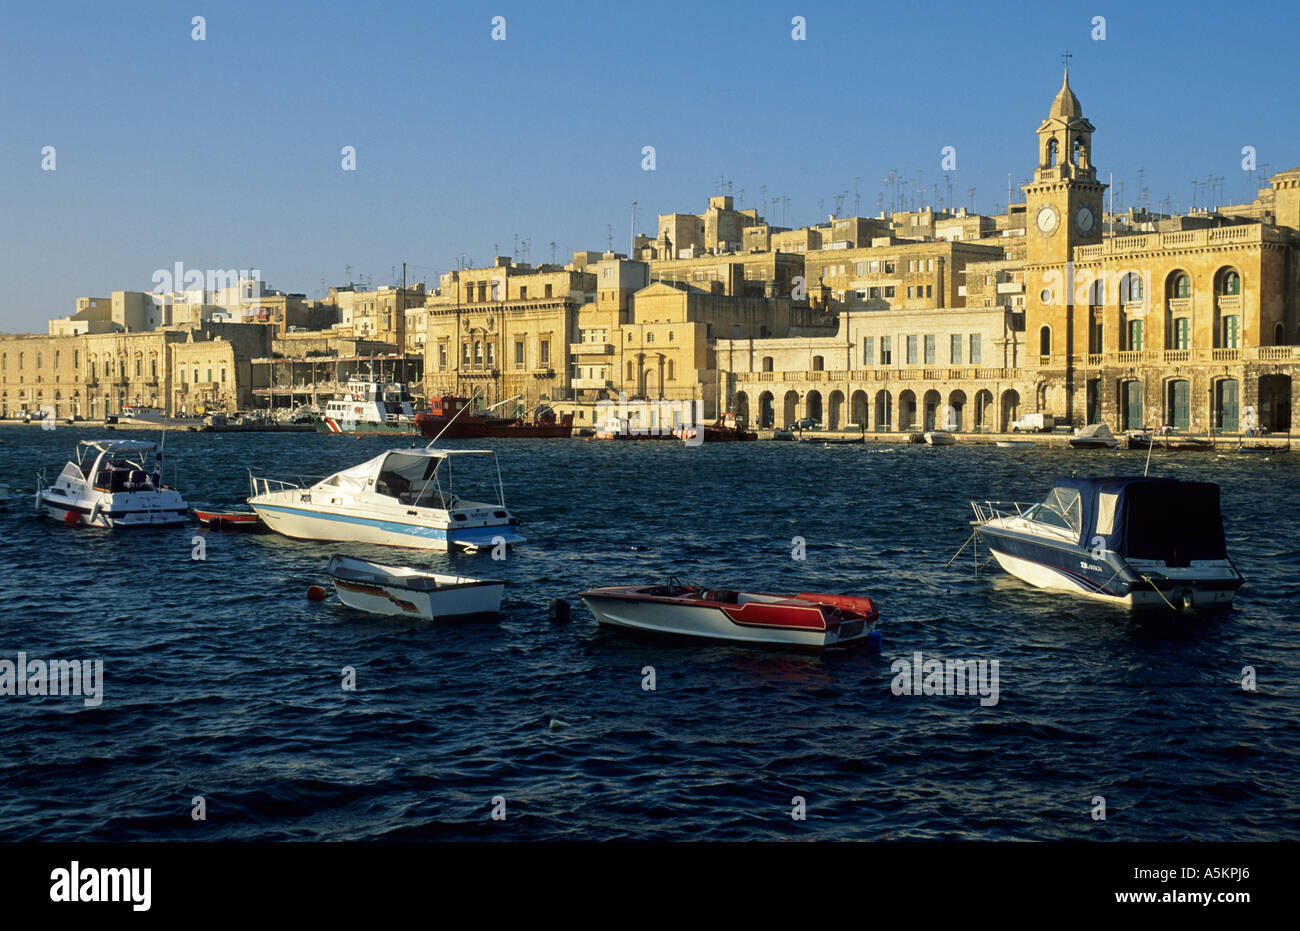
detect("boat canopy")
(79, 439), (158, 454)
(311, 448), (504, 504)
(1041, 477), (1228, 566)
(1074, 423), (1115, 440)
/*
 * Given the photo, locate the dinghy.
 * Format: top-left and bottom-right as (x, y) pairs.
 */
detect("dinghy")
(327, 554), (504, 620)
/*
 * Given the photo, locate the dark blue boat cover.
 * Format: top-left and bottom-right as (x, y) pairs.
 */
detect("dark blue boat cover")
(1045, 477), (1228, 567)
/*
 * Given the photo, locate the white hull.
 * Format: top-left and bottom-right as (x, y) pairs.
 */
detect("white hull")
(987, 547), (1237, 608)
(581, 596), (873, 648)
(41, 493), (188, 528)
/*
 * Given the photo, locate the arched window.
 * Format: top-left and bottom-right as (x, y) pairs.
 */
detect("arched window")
(1121, 272), (1144, 304)
(1275, 322), (1286, 345)
(1072, 139), (1082, 166)
(1039, 326), (1052, 356)
(1046, 138), (1058, 168)
(1171, 273), (1191, 299)
(761, 356), (774, 372)
(812, 355), (824, 371)
(1218, 269), (1241, 296)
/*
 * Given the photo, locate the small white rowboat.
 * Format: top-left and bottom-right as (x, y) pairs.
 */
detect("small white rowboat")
(327, 554), (504, 621)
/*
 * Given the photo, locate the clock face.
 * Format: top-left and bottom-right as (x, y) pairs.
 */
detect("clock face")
(1075, 205), (1096, 234)
(1036, 205), (1059, 235)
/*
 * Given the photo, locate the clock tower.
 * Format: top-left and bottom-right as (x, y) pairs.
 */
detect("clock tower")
(1023, 68), (1107, 425)
(1024, 69), (1106, 270)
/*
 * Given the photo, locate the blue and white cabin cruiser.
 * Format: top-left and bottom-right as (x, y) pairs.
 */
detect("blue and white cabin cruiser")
(971, 476), (1243, 609)
(247, 447), (524, 551)
(37, 439), (188, 527)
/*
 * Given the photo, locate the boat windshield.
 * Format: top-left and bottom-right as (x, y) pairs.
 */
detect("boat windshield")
(374, 451), (505, 508)
(1026, 486), (1083, 535)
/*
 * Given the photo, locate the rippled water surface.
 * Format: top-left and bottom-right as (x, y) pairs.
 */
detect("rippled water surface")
(1, 424), (1297, 840)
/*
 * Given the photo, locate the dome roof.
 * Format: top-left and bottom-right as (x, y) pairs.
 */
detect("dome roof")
(1050, 70), (1082, 119)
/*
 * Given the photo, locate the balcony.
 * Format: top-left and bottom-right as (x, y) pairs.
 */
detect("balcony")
(1211, 347), (1240, 362)
(572, 378), (611, 390)
(569, 342), (613, 356)
(1164, 349), (1190, 363)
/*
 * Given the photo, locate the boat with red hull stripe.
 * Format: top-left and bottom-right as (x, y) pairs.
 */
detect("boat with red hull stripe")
(579, 582), (879, 649)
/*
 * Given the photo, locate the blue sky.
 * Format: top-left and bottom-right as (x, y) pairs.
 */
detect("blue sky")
(1, 0), (1296, 330)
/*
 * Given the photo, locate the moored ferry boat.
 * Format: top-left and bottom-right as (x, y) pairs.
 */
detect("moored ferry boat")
(247, 446), (525, 551)
(37, 439), (188, 527)
(971, 476), (1244, 609)
(315, 379), (423, 435)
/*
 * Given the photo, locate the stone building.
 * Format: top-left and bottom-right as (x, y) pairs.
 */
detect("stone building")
(717, 305), (1022, 432)
(1022, 71), (1299, 434)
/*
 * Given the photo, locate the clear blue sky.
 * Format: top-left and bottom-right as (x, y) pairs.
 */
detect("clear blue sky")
(2, 0), (1296, 330)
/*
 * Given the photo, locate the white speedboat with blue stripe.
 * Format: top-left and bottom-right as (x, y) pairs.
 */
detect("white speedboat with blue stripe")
(247, 447), (524, 551)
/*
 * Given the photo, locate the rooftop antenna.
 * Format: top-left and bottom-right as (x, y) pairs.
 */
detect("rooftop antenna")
(630, 201), (638, 255)
(550, 241), (557, 264)
(607, 224), (613, 251)
(969, 187), (976, 213)
(854, 177), (861, 215)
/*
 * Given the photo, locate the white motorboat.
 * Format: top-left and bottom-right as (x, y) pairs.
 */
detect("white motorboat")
(248, 446), (525, 551)
(971, 476), (1243, 609)
(996, 440), (1035, 448)
(924, 430), (957, 446)
(328, 554), (504, 620)
(579, 579), (880, 650)
(36, 439), (188, 527)
(1069, 422), (1119, 448)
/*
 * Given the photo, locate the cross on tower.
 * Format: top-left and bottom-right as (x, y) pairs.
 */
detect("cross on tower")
(1061, 50), (1073, 70)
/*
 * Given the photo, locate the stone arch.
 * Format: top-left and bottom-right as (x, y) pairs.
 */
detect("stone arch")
(783, 390), (799, 428)
(874, 389), (892, 431)
(1039, 325), (1051, 356)
(827, 390), (845, 429)
(922, 389), (942, 430)
(974, 389), (994, 430)
(850, 389), (869, 430)
(758, 390), (775, 428)
(1258, 374), (1291, 432)
(806, 389), (823, 425)
(898, 389), (917, 431)
(734, 390), (750, 423)
(1000, 389), (1020, 432)
(947, 389), (967, 431)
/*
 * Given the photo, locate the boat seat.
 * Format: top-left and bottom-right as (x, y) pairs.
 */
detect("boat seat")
(704, 589), (740, 604)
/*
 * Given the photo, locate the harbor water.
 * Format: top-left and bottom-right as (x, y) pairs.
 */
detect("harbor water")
(1, 425), (1297, 840)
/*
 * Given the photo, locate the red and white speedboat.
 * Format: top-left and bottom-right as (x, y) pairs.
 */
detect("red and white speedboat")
(578, 580), (879, 649)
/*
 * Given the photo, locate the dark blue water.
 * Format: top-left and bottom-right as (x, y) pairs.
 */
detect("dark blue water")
(1, 424), (1297, 840)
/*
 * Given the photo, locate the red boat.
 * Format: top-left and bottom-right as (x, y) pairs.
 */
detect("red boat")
(676, 411), (757, 443)
(415, 396), (574, 439)
(579, 580), (880, 650)
(194, 508), (266, 531)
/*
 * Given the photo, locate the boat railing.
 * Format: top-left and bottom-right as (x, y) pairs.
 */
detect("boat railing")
(970, 500), (1035, 524)
(248, 472), (310, 498)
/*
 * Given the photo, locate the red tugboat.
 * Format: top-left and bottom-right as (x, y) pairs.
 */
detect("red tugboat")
(675, 411), (757, 443)
(415, 396), (574, 439)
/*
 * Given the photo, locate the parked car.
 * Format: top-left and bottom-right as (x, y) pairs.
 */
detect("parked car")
(787, 417), (821, 431)
(1011, 413), (1055, 433)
